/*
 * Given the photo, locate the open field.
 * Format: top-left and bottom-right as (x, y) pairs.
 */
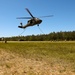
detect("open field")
(0, 41), (75, 75)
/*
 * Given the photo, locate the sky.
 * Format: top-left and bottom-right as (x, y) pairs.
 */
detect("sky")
(0, 0), (75, 37)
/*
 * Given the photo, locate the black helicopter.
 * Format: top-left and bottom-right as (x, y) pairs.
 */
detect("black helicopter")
(17, 8), (53, 29)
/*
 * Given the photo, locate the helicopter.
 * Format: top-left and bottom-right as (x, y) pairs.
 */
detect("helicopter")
(17, 8), (53, 29)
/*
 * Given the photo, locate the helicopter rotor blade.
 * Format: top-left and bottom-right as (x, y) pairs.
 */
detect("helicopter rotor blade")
(25, 8), (34, 18)
(16, 17), (32, 19)
(37, 15), (54, 18)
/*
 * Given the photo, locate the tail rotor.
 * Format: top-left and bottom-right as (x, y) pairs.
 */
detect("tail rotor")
(20, 22), (23, 26)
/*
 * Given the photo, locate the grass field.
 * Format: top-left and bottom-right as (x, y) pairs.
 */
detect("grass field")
(0, 41), (75, 75)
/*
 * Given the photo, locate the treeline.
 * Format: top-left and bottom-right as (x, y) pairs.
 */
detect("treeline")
(0, 31), (75, 41)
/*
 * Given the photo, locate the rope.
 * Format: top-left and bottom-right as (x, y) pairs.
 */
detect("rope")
(18, 28), (26, 36)
(18, 25), (44, 36)
(37, 26), (45, 34)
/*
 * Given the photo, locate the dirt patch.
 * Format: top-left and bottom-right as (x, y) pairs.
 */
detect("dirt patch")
(0, 49), (75, 75)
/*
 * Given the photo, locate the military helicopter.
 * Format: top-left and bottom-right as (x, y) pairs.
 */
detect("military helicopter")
(17, 8), (53, 29)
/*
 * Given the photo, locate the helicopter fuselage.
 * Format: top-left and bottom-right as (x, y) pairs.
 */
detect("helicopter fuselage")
(28, 18), (42, 25)
(18, 18), (42, 28)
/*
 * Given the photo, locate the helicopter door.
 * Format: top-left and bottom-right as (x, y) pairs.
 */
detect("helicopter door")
(28, 20), (33, 24)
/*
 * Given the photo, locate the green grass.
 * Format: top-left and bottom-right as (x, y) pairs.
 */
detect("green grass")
(0, 41), (75, 62)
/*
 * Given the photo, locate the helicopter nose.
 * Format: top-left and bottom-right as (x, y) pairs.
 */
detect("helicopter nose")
(39, 20), (42, 23)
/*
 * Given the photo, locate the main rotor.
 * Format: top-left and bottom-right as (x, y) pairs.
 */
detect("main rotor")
(17, 8), (53, 20)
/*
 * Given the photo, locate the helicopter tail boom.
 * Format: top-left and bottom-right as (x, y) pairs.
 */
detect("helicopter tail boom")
(18, 25), (27, 29)
(18, 22), (26, 28)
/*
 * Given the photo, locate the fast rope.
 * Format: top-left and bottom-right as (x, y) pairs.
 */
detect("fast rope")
(18, 25), (44, 36)
(18, 29), (26, 36)
(37, 25), (44, 34)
